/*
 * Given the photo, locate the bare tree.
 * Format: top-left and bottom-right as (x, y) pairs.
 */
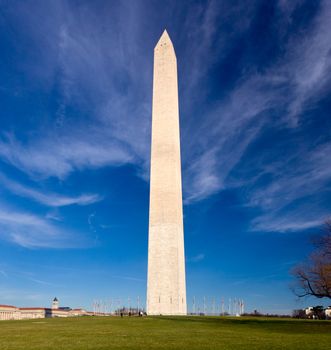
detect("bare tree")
(292, 220), (331, 299)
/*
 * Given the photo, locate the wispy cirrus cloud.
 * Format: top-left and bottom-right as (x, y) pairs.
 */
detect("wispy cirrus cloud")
(180, 1), (331, 232)
(248, 141), (331, 232)
(182, 0), (331, 206)
(183, 74), (274, 203)
(0, 171), (102, 207)
(187, 253), (205, 263)
(249, 143), (331, 211)
(0, 205), (89, 248)
(251, 215), (324, 233)
(27, 277), (61, 287)
(284, 0), (331, 124)
(0, 0), (153, 249)
(0, 0), (150, 180)
(0, 131), (135, 180)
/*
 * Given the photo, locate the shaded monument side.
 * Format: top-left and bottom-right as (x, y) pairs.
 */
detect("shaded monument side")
(147, 30), (187, 315)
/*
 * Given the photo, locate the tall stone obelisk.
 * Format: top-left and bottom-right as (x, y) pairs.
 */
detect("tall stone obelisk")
(147, 30), (187, 315)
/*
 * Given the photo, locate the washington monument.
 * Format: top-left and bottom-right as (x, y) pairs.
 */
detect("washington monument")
(146, 30), (187, 315)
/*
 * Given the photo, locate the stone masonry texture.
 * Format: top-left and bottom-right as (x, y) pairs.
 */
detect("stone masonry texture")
(146, 30), (187, 315)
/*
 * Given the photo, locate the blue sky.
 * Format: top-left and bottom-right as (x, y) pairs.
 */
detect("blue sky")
(0, 0), (331, 314)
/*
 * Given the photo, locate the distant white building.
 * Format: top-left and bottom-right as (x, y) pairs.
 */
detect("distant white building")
(305, 307), (314, 317)
(0, 297), (94, 321)
(0, 305), (21, 320)
(70, 308), (88, 317)
(305, 306), (331, 319)
(325, 307), (331, 319)
(20, 308), (50, 319)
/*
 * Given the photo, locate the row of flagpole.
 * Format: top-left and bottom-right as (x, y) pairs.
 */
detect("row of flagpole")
(192, 297), (245, 316)
(92, 296), (142, 315)
(92, 297), (245, 316)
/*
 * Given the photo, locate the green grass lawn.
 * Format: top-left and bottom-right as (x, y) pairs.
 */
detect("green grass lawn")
(0, 316), (330, 350)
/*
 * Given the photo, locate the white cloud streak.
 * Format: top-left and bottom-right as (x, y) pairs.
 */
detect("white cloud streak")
(252, 216), (324, 233)
(249, 143), (331, 211)
(285, 0), (331, 124)
(187, 253), (205, 263)
(0, 131), (134, 180)
(0, 171), (102, 207)
(248, 142), (331, 232)
(0, 205), (88, 248)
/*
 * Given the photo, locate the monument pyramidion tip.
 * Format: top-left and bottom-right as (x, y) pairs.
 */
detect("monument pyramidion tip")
(155, 29), (174, 50)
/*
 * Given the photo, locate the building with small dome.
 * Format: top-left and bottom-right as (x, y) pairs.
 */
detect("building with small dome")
(0, 297), (93, 320)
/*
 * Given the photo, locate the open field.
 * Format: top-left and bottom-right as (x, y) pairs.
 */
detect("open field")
(0, 316), (330, 350)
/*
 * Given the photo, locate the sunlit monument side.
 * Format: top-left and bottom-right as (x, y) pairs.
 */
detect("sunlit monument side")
(147, 30), (187, 315)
